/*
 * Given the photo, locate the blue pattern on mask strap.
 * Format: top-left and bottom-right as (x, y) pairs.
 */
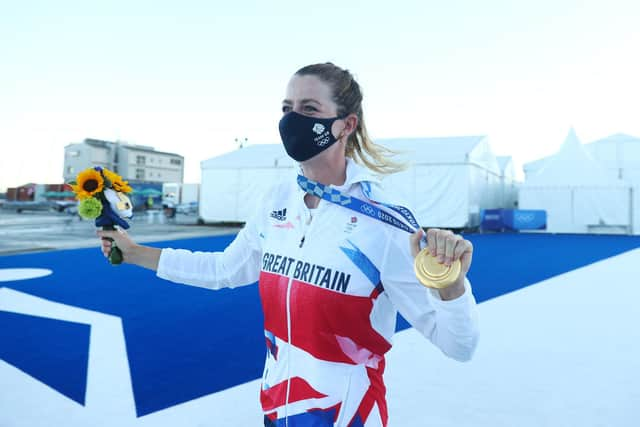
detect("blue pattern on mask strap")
(339, 240), (380, 286)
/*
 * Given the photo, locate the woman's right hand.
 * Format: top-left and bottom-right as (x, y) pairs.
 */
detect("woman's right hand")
(96, 228), (137, 262)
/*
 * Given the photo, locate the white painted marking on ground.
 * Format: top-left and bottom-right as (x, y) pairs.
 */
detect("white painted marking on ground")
(0, 289), (136, 427)
(0, 268), (53, 282)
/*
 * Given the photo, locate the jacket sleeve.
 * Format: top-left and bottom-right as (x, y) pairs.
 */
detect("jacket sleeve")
(380, 227), (480, 362)
(156, 207), (264, 290)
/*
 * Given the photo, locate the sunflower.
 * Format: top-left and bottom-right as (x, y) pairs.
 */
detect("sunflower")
(71, 168), (104, 200)
(102, 168), (133, 193)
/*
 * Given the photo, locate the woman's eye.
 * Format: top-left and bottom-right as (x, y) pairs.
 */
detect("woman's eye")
(282, 105), (291, 113)
(303, 105), (317, 113)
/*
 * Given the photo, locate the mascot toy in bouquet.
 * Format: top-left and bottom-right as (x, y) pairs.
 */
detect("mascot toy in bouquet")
(68, 167), (134, 265)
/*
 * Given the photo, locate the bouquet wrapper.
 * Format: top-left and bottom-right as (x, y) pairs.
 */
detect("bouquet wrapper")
(101, 225), (124, 265)
(95, 199), (131, 266)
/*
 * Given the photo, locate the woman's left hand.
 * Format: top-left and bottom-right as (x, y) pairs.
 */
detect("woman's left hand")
(410, 228), (474, 299)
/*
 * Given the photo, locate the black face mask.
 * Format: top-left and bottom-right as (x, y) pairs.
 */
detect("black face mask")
(279, 111), (345, 162)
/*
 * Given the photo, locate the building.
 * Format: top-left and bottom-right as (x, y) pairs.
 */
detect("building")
(63, 138), (184, 184)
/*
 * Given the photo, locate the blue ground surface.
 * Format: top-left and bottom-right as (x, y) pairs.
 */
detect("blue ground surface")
(1, 233), (639, 416)
(0, 311), (90, 405)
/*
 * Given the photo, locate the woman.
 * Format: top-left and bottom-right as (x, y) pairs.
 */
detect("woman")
(98, 62), (479, 426)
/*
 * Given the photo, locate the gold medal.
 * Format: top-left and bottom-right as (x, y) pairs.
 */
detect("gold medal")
(413, 248), (461, 289)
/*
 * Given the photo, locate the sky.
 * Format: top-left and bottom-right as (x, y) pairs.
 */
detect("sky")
(1, 0), (639, 191)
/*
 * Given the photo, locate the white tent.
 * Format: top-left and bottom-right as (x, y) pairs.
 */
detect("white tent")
(524, 133), (640, 181)
(200, 137), (505, 228)
(522, 156), (547, 180)
(199, 145), (295, 222)
(586, 134), (640, 233)
(377, 136), (503, 229)
(519, 129), (632, 234)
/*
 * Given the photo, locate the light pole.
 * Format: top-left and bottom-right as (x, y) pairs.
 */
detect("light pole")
(234, 137), (248, 149)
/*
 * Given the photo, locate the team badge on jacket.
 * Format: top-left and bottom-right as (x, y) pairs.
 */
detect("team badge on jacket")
(344, 215), (358, 234)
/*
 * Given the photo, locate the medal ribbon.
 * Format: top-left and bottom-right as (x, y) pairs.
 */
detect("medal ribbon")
(297, 175), (421, 235)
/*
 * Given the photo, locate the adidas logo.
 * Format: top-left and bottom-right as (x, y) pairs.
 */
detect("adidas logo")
(312, 123), (325, 135)
(270, 208), (287, 221)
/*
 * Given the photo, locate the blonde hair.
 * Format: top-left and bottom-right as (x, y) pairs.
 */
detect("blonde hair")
(295, 63), (405, 175)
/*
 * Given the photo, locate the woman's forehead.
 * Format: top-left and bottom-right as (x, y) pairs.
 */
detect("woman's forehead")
(285, 75), (333, 103)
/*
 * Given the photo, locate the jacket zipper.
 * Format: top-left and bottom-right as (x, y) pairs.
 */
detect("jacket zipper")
(284, 274), (293, 426)
(285, 197), (322, 424)
(286, 198), (318, 424)
(298, 198), (318, 248)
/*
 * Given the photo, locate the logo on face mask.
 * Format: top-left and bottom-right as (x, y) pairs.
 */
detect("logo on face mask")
(313, 123), (331, 146)
(315, 135), (330, 146)
(312, 123), (325, 135)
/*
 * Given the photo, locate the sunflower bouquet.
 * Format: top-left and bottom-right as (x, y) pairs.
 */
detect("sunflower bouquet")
(67, 167), (134, 265)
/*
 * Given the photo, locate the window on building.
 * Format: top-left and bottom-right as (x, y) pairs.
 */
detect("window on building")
(170, 158), (182, 165)
(136, 169), (145, 179)
(150, 157), (154, 163)
(136, 155), (146, 165)
(67, 166), (74, 174)
(67, 151), (79, 157)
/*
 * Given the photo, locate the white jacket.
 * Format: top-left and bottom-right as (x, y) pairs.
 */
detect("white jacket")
(157, 158), (479, 426)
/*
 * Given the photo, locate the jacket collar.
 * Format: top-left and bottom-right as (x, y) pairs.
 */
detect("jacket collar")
(343, 157), (381, 187)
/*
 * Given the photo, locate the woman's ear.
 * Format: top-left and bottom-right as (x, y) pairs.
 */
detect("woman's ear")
(337, 113), (358, 140)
